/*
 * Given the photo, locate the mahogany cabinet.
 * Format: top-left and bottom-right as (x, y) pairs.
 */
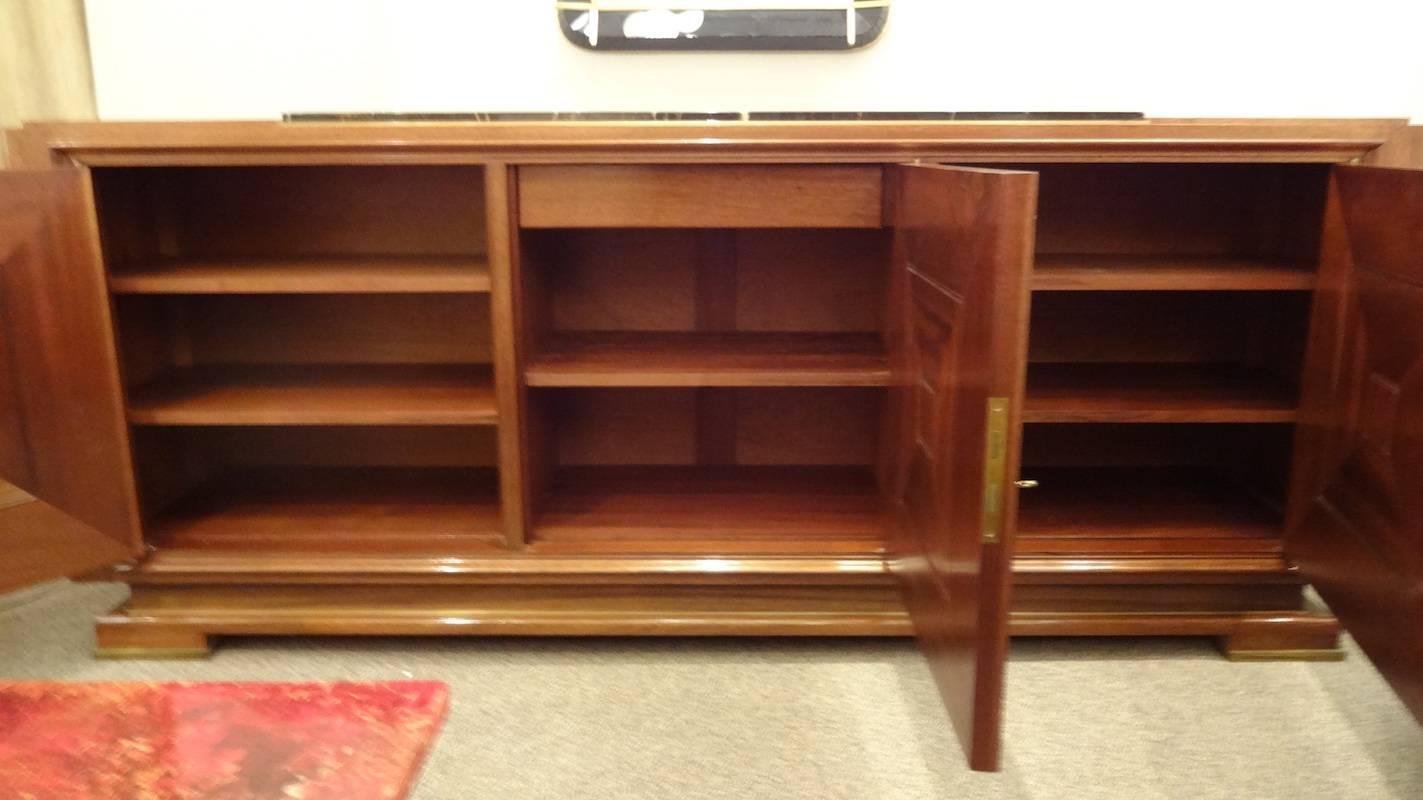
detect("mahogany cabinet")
(3, 119), (1421, 770)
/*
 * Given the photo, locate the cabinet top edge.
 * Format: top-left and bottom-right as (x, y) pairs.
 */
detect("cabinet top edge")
(7, 118), (1409, 168)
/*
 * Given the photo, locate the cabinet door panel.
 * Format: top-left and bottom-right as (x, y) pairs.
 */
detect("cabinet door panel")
(1288, 164), (1423, 722)
(0, 170), (140, 585)
(886, 164), (1037, 771)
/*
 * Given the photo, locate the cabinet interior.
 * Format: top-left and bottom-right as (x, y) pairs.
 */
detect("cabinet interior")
(517, 225), (894, 553)
(94, 166), (502, 554)
(1016, 163), (1330, 560)
(91, 161), (1332, 560)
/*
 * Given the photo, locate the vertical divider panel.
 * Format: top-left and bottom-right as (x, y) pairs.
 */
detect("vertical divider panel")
(485, 164), (530, 548)
(694, 229), (740, 465)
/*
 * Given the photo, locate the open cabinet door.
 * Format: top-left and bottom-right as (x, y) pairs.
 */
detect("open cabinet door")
(884, 164), (1037, 771)
(0, 170), (142, 591)
(1288, 165), (1423, 722)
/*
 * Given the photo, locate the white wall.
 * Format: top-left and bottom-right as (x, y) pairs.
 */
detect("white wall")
(86, 0), (1423, 122)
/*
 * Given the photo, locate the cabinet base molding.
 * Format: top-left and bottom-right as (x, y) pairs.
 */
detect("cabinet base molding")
(1217, 613), (1345, 662)
(97, 580), (1341, 661)
(97, 583), (915, 648)
(94, 618), (212, 659)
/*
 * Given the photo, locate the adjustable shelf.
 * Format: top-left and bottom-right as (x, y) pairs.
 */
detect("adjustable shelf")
(525, 332), (891, 387)
(532, 465), (885, 554)
(1024, 363), (1299, 423)
(147, 467), (504, 553)
(127, 364), (498, 426)
(109, 256), (492, 295)
(1015, 467), (1283, 557)
(1032, 255), (1316, 292)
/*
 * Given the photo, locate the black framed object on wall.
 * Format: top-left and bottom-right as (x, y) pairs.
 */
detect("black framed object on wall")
(557, 1), (890, 51)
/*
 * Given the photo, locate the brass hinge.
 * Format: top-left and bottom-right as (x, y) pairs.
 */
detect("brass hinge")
(980, 397), (1009, 544)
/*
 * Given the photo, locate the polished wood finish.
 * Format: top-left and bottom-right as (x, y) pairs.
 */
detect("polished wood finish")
(1287, 165), (1423, 722)
(1361, 125), (1423, 168)
(0, 170), (142, 556)
(1032, 254), (1315, 292)
(11, 119), (1404, 167)
(114, 294), (493, 372)
(519, 165), (883, 228)
(885, 165), (1037, 772)
(8, 119), (1421, 770)
(0, 483), (131, 592)
(486, 164), (532, 549)
(526, 332), (890, 387)
(533, 465), (883, 553)
(100, 582), (911, 641)
(130, 551), (895, 585)
(543, 387), (880, 468)
(94, 618), (212, 659)
(108, 256), (491, 294)
(1024, 363), (1298, 423)
(1016, 467), (1282, 556)
(1026, 164), (1329, 260)
(1218, 613), (1344, 661)
(93, 165), (488, 266)
(127, 364), (497, 426)
(94, 579), (1343, 658)
(1027, 291), (1312, 367)
(146, 467), (503, 553)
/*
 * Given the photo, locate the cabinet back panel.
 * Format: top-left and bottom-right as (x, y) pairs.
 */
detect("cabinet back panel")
(1021, 424), (1290, 469)
(1020, 423), (1294, 509)
(734, 230), (889, 332)
(547, 230), (700, 331)
(197, 427), (498, 468)
(736, 388), (882, 465)
(996, 164), (1329, 259)
(552, 388), (698, 465)
(532, 228), (889, 333)
(132, 426), (497, 521)
(117, 295), (492, 370)
(1028, 292), (1311, 371)
(546, 388), (881, 466)
(95, 166), (487, 264)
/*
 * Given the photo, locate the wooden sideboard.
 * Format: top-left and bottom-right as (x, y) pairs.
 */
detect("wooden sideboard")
(3, 118), (1421, 770)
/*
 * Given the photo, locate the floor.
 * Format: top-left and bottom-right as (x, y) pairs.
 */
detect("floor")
(1, 582), (1418, 800)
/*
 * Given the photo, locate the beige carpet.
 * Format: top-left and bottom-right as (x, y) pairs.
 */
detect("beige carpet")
(1, 581), (1418, 800)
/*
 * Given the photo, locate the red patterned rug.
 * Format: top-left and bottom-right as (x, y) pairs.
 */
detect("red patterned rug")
(0, 681), (449, 799)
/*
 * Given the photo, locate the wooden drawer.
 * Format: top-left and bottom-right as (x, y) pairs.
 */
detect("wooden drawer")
(518, 165), (884, 228)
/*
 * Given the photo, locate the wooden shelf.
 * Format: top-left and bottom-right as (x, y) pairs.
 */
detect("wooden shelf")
(148, 467), (505, 553)
(1025, 363), (1298, 423)
(128, 364), (498, 426)
(533, 465), (885, 554)
(1033, 254), (1315, 292)
(525, 332), (891, 387)
(1015, 467), (1283, 557)
(110, 256), (491, 294)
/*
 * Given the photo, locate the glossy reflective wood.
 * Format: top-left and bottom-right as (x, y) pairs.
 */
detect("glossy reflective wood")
(145, 467), (504, 553)
(0, 483), (130, 593)
(108, 256), (491, 294)
(9, 119), (1405, 167)
(1288, 165), (1423, 722)
(1024, 363), (1299, 423)
(486, 164), (532, 549)
(1032, 254), (1316, 292)
(526, 332), (890, 387)
(886, 164), (1037, 771)
(0, 170), (141, 570)
(533, 465), (883, 554)
(519, 165), (883, 228)
(126, 364), (498, 426)
(101, 582), (912, 645)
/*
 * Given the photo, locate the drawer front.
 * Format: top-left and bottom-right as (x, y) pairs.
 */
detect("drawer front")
(518, 165), (884, 228)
